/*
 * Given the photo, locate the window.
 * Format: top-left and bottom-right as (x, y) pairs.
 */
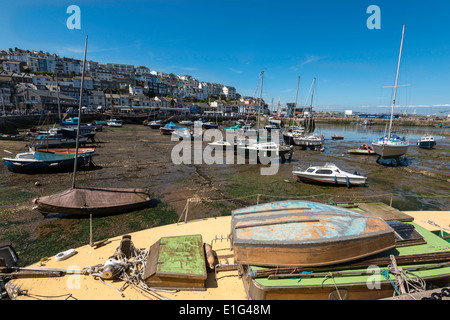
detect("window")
(315, 169), (333, 175)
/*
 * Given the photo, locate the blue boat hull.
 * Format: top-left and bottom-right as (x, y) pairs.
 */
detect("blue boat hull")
(418, 140), (436, 149)
(3, 156), (91, 174)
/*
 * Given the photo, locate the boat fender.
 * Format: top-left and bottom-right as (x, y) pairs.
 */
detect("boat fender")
(55, 249), (77, 262)
(204, 243), (218, 270)
(346, 176), (350, 187)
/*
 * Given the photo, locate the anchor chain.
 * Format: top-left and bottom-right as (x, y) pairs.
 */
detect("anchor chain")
(421, 287), (450, 300)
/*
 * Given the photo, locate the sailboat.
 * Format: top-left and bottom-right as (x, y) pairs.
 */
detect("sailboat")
(372, 24), (409, 161)
(32, 36), (152, 216)
(282, 77), (305, 144)
(236, 71), (293, 162)
(292, 77), (324, 150)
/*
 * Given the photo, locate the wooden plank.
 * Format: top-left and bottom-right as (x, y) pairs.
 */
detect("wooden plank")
(357, 202), (413, 222)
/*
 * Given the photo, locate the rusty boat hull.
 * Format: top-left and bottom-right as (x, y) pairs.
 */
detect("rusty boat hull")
(231, 201), (396, 267)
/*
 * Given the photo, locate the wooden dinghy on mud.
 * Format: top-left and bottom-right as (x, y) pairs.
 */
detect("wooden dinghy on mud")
(32, 187), (152, 216)
(231, 200), (396, 267)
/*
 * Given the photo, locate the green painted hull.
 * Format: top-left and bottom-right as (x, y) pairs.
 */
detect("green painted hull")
(244, 223), (450, 300)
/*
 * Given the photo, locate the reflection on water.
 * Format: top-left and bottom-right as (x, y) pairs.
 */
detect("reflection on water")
(313, 123), (449, 172)
(315, 123), (449, 144)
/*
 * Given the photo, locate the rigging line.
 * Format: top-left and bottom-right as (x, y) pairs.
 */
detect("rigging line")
(184, 192), (448, 204)
(240, 71), (264, 140)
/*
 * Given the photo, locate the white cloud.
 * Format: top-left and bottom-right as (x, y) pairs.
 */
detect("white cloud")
(229, 68), (243, 74)
(290, 55), (327, 71)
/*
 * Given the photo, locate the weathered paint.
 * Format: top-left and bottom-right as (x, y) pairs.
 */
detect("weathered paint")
(232, 201), (396, 267)
(157, 235), (206, 277)
(232, 201), (392, 245)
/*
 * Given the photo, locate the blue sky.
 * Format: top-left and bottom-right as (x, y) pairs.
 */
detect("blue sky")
(1, 0), (450, 115)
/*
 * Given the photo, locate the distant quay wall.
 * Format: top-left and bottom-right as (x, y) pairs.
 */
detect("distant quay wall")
(313, 115), (450, 127)
(1, 113), (449, 133)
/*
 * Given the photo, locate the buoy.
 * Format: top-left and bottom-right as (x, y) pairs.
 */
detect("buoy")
(35, 181), (41, 187)
(55, 249), (76, 261)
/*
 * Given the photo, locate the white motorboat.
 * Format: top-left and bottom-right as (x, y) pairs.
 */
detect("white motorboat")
(107, 119), (123, 127)
(282, 127), (305, 145)
(293, 133), (324, 149)
(148, 120), (165, 129)
(179, 120), (194, 126)
(264, 124), (281, 132)
(237, 142), (293, 162)
(292, 163), (367, 186)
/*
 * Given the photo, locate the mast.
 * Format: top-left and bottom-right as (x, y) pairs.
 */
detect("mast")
(310, 77), (316, 112)
(277, 97), (280, 118)
(388, 24), (405, 139)
(55, 71), (61, 121)
(72, 35), (88, 189)
(257, 71), (264, 130)
(293, 76), (300, 126)
(295, 76), (300, 108)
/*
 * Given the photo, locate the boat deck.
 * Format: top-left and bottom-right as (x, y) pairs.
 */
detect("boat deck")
(4, 206), (450, 300)
(6, 216), (246, 300)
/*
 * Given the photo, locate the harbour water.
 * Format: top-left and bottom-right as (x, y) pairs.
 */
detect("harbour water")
(315, 123), (449, 171)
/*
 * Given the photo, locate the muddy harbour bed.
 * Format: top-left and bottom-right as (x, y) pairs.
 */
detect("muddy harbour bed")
(0, 123), (449, 266)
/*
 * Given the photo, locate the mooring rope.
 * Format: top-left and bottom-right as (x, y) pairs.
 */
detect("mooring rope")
(82, 240), (176, 300)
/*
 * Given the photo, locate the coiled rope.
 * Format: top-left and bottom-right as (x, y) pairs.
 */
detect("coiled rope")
(82, 239), (176, 300)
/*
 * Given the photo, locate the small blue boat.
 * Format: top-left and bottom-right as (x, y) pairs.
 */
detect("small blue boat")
(3, 150), (92, 174)
(417, 135), (436, 149)
(160, 122), (185, 135)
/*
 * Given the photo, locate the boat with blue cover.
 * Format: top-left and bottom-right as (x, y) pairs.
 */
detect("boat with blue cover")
(160, 121), (185, 135)
(2, 149), (93, 173)
(31, 131), (88, 148)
